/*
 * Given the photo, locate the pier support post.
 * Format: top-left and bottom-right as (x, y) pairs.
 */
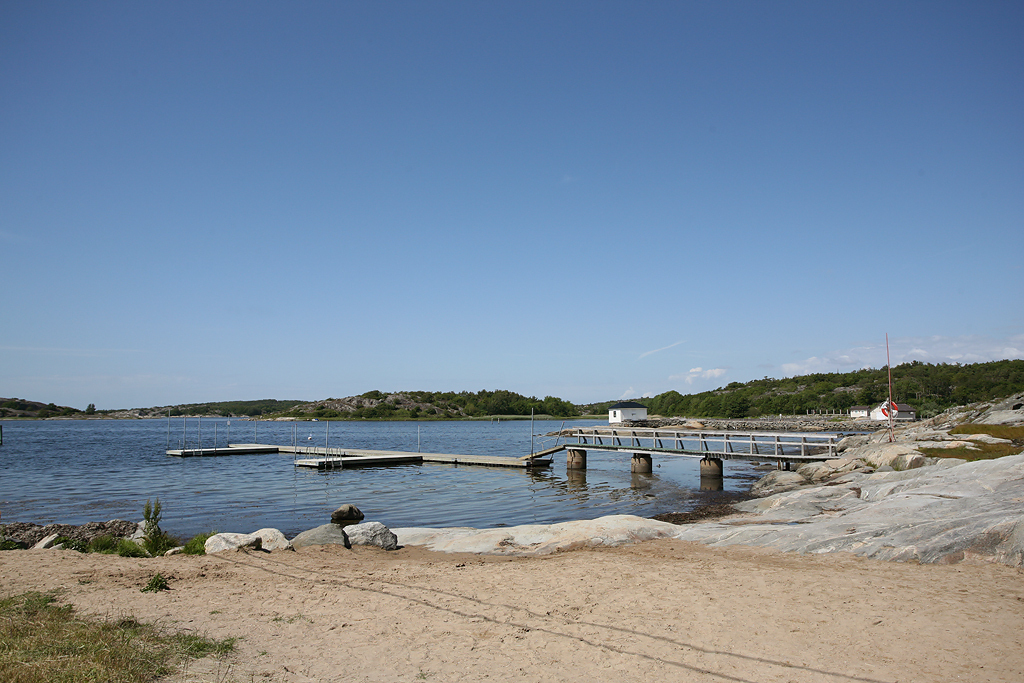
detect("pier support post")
(699, 457), (723, 477)
(631, 453), (653, 473)
(566, 448), (587, 470)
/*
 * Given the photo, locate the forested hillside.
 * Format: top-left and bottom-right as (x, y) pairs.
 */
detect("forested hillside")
(278, 389), (580, 420)
(587, 360), (1024, 420)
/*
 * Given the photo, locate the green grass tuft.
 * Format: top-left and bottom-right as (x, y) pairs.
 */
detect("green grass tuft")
(87, 534), (117, 554)
(116, 539), (150, 558)
(181, 531), (216, 556)
(141, 574), (170, 593)
(53, 536), (88, 553)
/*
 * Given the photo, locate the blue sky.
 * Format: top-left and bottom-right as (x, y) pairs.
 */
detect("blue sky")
(2, 1), (1022, 410)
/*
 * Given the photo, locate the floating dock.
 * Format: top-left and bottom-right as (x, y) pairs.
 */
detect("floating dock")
(165, 444), (281, 457)
(167, 443), (554, 469)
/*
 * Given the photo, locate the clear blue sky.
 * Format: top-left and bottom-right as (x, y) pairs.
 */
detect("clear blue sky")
(2, 1), (1022, 409)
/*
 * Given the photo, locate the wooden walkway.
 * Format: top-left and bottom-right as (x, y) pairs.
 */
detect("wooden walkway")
(166, 444), (280, 457)
(167, 443), (553, 469)
(570, 427), (842, 463)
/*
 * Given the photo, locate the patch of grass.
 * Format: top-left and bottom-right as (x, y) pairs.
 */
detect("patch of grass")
(949, 424), (1024, 440)
(0, 591), (235, 683)
(87, 534), (117, 554)
(141, 574), (170, 593)
(53, 536), (88, 553)
(116, 539), (150, 558)
(919, 442), (1023, 462)
(181, 531), (217, 556)
(0, 539), (24, 551)
(924, 423), (1024, 461)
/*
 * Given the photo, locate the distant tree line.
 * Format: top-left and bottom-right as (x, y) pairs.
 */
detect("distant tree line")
(278, 389), (581, 420)
(612, 360), (1024, 419)
(165, 399), (305, 417)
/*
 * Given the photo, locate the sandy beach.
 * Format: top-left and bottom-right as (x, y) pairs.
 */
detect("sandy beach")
(2, 539), (1022, 683)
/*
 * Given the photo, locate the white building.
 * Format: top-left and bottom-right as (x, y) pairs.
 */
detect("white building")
(608, 401), (648, 423)
(869, 401), (917, 421)
(849, 406), (870, 418)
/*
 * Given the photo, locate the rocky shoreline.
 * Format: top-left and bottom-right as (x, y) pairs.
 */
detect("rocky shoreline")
(6, 394), (1022, 566)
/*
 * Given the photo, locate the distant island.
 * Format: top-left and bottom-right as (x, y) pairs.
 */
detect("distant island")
(4, 359), (1022, 421)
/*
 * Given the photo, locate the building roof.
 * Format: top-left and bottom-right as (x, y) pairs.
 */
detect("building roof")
(849, 406), (870, 411)
(609, 401), (647, 410)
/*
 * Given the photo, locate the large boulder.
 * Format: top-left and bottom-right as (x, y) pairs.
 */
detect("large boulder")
(855, 443), (921, 469)
(290, 521), (399, 551)
(290, 523), (350, 550)
(346, 522), (398, 550)
(205, 528), (292, 553)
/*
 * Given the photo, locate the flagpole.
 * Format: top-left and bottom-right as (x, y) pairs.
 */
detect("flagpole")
(886, 333), (895, 442)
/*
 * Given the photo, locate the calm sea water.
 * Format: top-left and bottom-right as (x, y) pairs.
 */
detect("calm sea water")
(0, 419), (759, 538)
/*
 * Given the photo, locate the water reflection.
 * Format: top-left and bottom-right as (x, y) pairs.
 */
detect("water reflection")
(700, 475), (725, 491)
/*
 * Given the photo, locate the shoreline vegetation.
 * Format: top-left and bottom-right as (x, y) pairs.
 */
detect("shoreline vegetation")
(3, 358), (1022, 421)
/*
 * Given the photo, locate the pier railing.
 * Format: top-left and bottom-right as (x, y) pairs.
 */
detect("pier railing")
(571, 427), (841, 459)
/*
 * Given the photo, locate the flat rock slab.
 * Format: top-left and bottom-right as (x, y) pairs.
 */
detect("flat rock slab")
(674, 453), (1024, 566)
(394, 515), (681, 556)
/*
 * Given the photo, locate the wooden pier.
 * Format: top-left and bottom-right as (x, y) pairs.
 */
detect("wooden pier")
(166, 444), (281, 457)
(167, 443), (553, 469)
(165, 427), (841, 475)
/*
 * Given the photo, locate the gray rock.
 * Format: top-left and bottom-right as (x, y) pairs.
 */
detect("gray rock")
(345, 522), (398, 550)
(164, 546), (185, 556)
(291, 523), (350, 550)
(673, 453), (1024, 566)
(32, 533), (60, 550)
(856, 443), (922, 469)
(331, 504), (364, 525)
(893, 453), (927, 471)
(750, 470), (810, 497)
(205, 528), (292, 553)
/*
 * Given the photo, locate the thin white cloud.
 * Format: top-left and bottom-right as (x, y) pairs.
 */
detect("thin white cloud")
(780, 334), (1024, 377)
(618, 387), (637, 400)
(638, 339), (686, 360)
(670, 367), (728, 384)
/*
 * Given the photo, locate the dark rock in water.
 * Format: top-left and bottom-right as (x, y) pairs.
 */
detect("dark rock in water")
(1, 520), (140, 548)
(330, 504), (364, 526)
(291, 523), (350, 550)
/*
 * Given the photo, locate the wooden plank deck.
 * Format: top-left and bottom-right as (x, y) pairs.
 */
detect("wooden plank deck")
(166, 444), (281, 457)
(294, 448), (552, 469)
